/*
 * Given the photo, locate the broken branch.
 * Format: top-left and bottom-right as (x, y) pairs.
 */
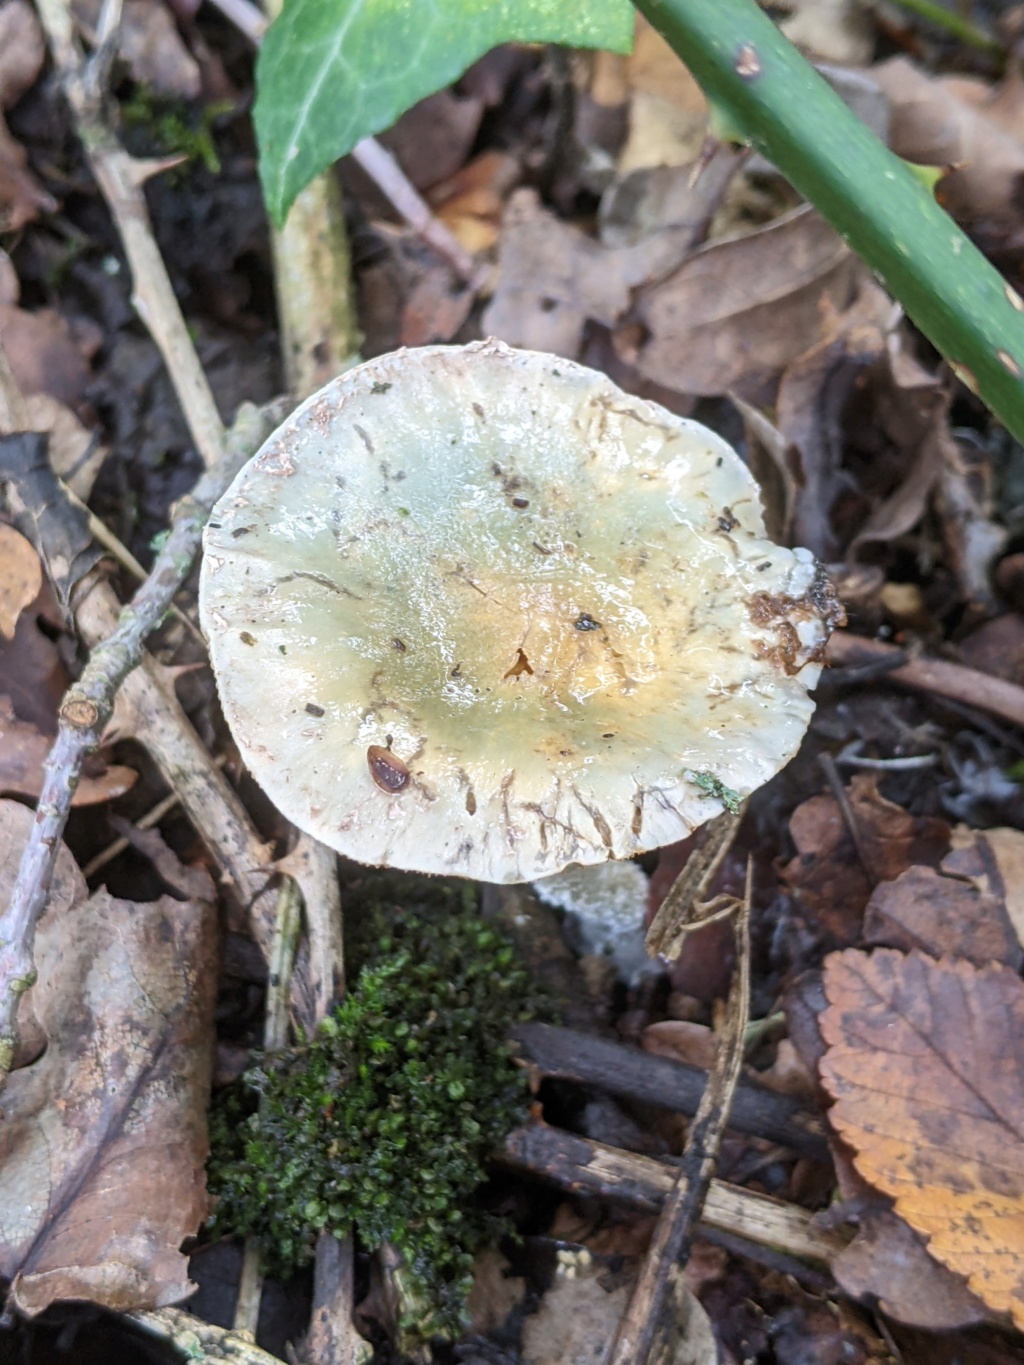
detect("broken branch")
(0, 402), (273, 1081)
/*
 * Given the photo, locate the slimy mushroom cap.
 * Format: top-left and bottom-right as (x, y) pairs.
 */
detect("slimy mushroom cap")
(199, 341), (841, 883)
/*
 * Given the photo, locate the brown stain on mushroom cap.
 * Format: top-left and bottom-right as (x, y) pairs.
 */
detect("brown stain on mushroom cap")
(367, 743), (410, 793)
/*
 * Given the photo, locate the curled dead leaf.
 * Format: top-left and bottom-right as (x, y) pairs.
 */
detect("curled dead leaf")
(864, 860), (1021, 970)
(0, 524), (41, 639)
(871, 58), (1024, 230)
(781, 773), (950, 945)
(821, 948), (1024, 1328)
(0, 696), (137, 803)
(631, 207), (858, 401)
(0, 0), (45, 108)
(0, 799), (216, 1316)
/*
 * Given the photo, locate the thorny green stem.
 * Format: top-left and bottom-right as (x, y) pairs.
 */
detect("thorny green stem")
(0, 402), (281, 1088)
(633, 0), (1024, 444)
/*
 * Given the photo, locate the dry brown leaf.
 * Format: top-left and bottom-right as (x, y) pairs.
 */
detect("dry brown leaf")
(619, 18), (708, 173)
(776, 280), (893, 559)
(934, 433), (1005, 613)
(782, 773), (950, 944)
(399, 268), (475, 348)
(484, 188), (696, 359)
(631, 206), (857, 402)
(863, 863), (1021, 969)
(0, 304), (93, 407)
(0, 693), (136, 807)
(778, 0), (874, 65)
(946, 826), (1024, 952)
(0, 113), (56, 233)
(380, 88), (484, 193)
(429, 150), (520, 256)
(0, 798), (216, 1316)
(21, 392), (107, 500)
(642, 1019), (719, 1072)
(0, 698), (137, 804)
(0, 0), (46, 108)
(830, 1203), (987, 1330)
(484, 188), (628, 355)
(871, 58), (1024, 229)
(72, 0), (200, 99)
(0, 524), (41, 639)
(0, 0), (51, 232)
(0, 593), (69, 732)
(821, 948), (1024, 1328)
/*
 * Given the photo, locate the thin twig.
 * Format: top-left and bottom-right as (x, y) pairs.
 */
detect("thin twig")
(131, 1306), (286, 1364)
(81, 755), (228, 879)
(827, 630), (1024, 730)
(644, 808), (742, 961)
(34, 0), (225, 469)
(818, 750), (878, 881)
(0, 403), (269, 1081)
(0, 342), (277, 934)
(233, 877), (304, 1339)
(497, 1125), (849, 1268)
(350, 138), (483, 286)
(608, 862), (752, 1364)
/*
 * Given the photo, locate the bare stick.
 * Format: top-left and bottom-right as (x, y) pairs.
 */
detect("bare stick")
(233, 877), (303, 1339)
(645, 808), (741, 960)
(131, 1306), (287, 1364)
(1, 345), (276, 927)
(350, 138), (482, 286)
(0, 402), (271, 1079)
(827, 631), (1024, 730)
(498, 1124), (848, 1269)
(513, 1022), (829, 1161)
(609, 864), (751, 1364)
(81, 755), (228, 879)
(303, 1234), (371, 1365)
(34, 0), (225, 469)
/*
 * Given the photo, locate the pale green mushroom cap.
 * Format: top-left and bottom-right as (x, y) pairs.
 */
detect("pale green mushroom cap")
(199, 340), (841, 884)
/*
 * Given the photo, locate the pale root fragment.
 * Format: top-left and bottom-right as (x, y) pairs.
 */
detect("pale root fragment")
(200, 340), (840, 883)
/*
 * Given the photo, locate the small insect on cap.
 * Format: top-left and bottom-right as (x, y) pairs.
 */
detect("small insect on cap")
(199, 341), (842, 884)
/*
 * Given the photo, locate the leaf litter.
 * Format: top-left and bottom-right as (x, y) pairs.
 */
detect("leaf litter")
(9, 0), (1024, 1361)
(0, 799), (216, 1316)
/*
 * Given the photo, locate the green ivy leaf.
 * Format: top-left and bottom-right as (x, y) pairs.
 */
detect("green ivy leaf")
(255, 0), (634, 226)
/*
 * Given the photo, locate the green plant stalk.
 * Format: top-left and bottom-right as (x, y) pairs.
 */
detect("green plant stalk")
(633, 0), (1024, 444)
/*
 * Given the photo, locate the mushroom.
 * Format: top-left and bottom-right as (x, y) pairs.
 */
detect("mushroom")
(199, 340), (841, 884)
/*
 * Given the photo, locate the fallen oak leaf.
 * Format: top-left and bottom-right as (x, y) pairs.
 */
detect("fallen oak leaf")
(820, 948), (1024, 1328)
(630, 205), (859, 402)
(0, 432), (102, 618)
(0, 523), (41, 639)
(781, 772), (949, 945)
(946, 825), (1024, 953)
(0, 695), (137, 805)
(863, 862), (1021, 970)
(0, 799), (216, 1316)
